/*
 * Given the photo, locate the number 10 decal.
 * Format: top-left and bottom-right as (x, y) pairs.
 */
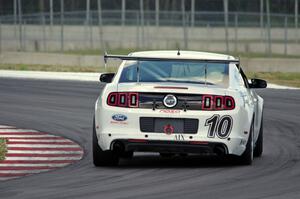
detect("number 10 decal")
(205, 115), (233, 139)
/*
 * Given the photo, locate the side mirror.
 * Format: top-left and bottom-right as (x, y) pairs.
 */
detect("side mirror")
(249, 78), (267, 89)
(99, 73), (115, 83)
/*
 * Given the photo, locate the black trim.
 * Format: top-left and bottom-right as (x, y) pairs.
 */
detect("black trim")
(111, 139), (228, 155)
(139, 93), (203, 110)
(238, 66), (250, 88)
(140, 117), (199, 134)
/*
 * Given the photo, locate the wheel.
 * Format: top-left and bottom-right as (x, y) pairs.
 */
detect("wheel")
(93, 117), (119, 167)
(254, 116), (263, 157)
(238, 121), (254, 165)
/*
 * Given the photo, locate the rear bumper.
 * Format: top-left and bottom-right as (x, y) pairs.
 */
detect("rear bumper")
(111, 139), (228, 155)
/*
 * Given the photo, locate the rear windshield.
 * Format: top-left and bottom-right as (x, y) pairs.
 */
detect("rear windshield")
(119, 60), (229, 87)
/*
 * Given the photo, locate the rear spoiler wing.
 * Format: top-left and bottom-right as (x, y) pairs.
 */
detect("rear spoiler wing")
(104, 53), (240, 64)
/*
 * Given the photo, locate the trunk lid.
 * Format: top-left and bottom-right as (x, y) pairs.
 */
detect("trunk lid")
(117, 82), (228, 95)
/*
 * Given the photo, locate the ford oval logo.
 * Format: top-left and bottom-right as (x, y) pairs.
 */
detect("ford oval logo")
(163, 94), (177, 108)
(112, 114), (127, 121)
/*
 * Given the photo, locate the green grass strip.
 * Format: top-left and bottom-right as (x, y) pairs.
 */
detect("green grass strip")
(0, 138), (7, 161)
(247, 72), (300, 88)
(0, 64), (117, 73)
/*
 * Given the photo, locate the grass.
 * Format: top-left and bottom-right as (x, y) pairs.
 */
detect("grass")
(0, 138), (7, 161)
(247, 72), (300, 88)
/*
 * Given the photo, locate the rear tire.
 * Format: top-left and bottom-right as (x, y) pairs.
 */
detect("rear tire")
(93, 117), (119, 167)
(238, 121), (254, 165)
(254, 116), (263, 157)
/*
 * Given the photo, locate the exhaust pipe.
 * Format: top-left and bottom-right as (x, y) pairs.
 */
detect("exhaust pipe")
(214, 145), (226, 156)
(112, 141), (125, 154)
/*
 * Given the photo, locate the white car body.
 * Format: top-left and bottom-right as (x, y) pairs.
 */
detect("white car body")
(94, 51), (265, 165)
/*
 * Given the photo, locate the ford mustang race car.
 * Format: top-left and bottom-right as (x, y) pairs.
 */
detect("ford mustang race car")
(93, 50), (267, 166)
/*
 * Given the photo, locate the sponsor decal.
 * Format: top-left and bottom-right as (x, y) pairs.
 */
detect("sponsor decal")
(110, 121), (128, 125)
(163, 124), (174, 135)
(112, 114), (127, 121)
(240, 139), (247, 145)
(163, 94), (177, 108)
(159, 110), (180, 114)
(111, 114), (128, 125)
(175, 134), (185, 141)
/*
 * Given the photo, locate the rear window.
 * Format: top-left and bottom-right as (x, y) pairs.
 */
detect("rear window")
(119, 60), (229, 87)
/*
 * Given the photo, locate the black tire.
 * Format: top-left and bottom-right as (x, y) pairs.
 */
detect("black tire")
(93, 117), (119, 167)
(238, 121), (254, 165)
(254, 116), (263, 157)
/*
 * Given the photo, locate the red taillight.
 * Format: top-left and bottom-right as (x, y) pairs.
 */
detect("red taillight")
(118, 93), (128, 107)
(107, 92), (139, 108)
(107, 92), (234, 110)
(202, 95), (235, 110)
(215, 96), (223, 110)
(129, 93), (139, 107)
(202, 95), (213, 110)
(224, 96), (235, 110)
(107, 93), (117, 106)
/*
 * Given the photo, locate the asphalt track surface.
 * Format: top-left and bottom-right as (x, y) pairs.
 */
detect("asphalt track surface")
(0, 78), (299, 199)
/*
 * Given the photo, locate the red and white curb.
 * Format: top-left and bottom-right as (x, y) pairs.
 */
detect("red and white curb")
(0, 125), (84, 181)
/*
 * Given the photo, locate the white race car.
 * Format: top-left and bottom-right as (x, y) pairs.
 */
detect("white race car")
(93, 51), (267, 166)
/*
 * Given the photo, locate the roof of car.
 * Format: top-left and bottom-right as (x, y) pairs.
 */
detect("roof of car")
(129, 50), (236, 61)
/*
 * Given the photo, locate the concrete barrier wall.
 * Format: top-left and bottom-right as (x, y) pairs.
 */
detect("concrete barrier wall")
(241, 58), (300, 72)
(0, 52), (299, 72)
(0, 52), (104, 67)
(1, 25), (300, 55)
